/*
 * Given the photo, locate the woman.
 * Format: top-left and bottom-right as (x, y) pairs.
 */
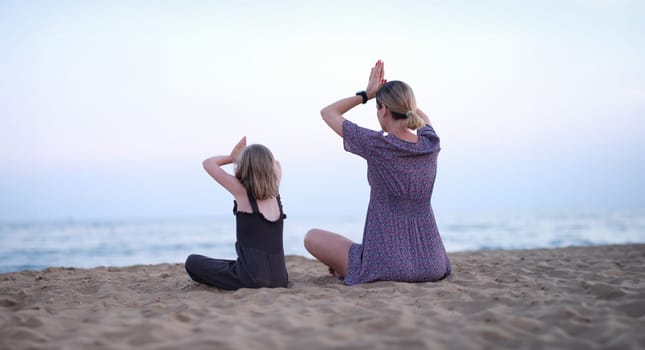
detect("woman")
(304, 60), (451, 285)
(185, 137), (288, 290)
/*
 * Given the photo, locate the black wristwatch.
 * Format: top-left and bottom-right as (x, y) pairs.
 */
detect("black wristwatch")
(356, 90), (368, 104)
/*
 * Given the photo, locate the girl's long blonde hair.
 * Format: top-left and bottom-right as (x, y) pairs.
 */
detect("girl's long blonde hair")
(376, 80), (425, 130)
(235, 144), (279, 200)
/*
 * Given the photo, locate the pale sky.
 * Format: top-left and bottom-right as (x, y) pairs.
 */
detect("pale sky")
(1, 0), (644, 221)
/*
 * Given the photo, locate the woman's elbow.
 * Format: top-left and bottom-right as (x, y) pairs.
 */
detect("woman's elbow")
(323, 109), (341, 127)
(321, 106), (335, 119)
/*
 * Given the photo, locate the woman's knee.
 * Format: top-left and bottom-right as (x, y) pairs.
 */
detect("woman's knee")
(304, 229), (321, 253)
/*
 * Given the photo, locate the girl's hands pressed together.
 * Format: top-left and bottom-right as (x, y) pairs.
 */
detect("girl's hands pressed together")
(230, 136), (247, 162)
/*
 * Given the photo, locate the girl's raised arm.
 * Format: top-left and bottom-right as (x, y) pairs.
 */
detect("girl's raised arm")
(202, 137), (247, 196)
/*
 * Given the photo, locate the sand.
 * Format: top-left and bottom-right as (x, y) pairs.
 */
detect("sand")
(1, 244), (644, 350)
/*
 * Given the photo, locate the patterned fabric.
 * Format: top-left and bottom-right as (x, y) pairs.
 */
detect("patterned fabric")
(342, 119), (451, 285)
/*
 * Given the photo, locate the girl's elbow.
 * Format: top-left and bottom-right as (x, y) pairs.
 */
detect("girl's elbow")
(202, 159), (213, 171)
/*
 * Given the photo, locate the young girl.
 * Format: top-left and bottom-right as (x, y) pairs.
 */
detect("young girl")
(185, 137), (288, 290)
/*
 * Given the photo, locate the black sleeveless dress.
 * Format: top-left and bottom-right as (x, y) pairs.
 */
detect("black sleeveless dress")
(185, 192), (289, 290)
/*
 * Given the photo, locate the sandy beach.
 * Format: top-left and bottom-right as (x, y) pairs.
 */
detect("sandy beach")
(1, 244), (644, 349)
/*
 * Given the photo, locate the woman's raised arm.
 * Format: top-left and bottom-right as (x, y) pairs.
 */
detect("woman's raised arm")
(320, 60), (386, 137)
(320, 96), (362, 137)
(416, 108), (432, 126)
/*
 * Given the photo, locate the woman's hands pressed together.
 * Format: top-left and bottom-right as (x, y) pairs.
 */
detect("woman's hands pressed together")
(366, 60), (387, 100)
(320, 60), (388, 138)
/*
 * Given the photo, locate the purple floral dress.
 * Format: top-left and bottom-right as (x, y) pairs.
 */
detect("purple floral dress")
(342, 119), (451, 285)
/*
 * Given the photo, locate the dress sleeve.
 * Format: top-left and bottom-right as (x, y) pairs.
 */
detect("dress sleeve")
(342, 119), (380, 159)
(417, 124), (440, 148)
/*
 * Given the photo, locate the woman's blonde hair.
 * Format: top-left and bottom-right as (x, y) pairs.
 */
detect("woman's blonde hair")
(375, 80), (425, 130)
(235, 144), (279, 200)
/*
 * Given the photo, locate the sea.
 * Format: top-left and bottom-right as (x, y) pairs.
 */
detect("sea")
(1, 208), (644, 273)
